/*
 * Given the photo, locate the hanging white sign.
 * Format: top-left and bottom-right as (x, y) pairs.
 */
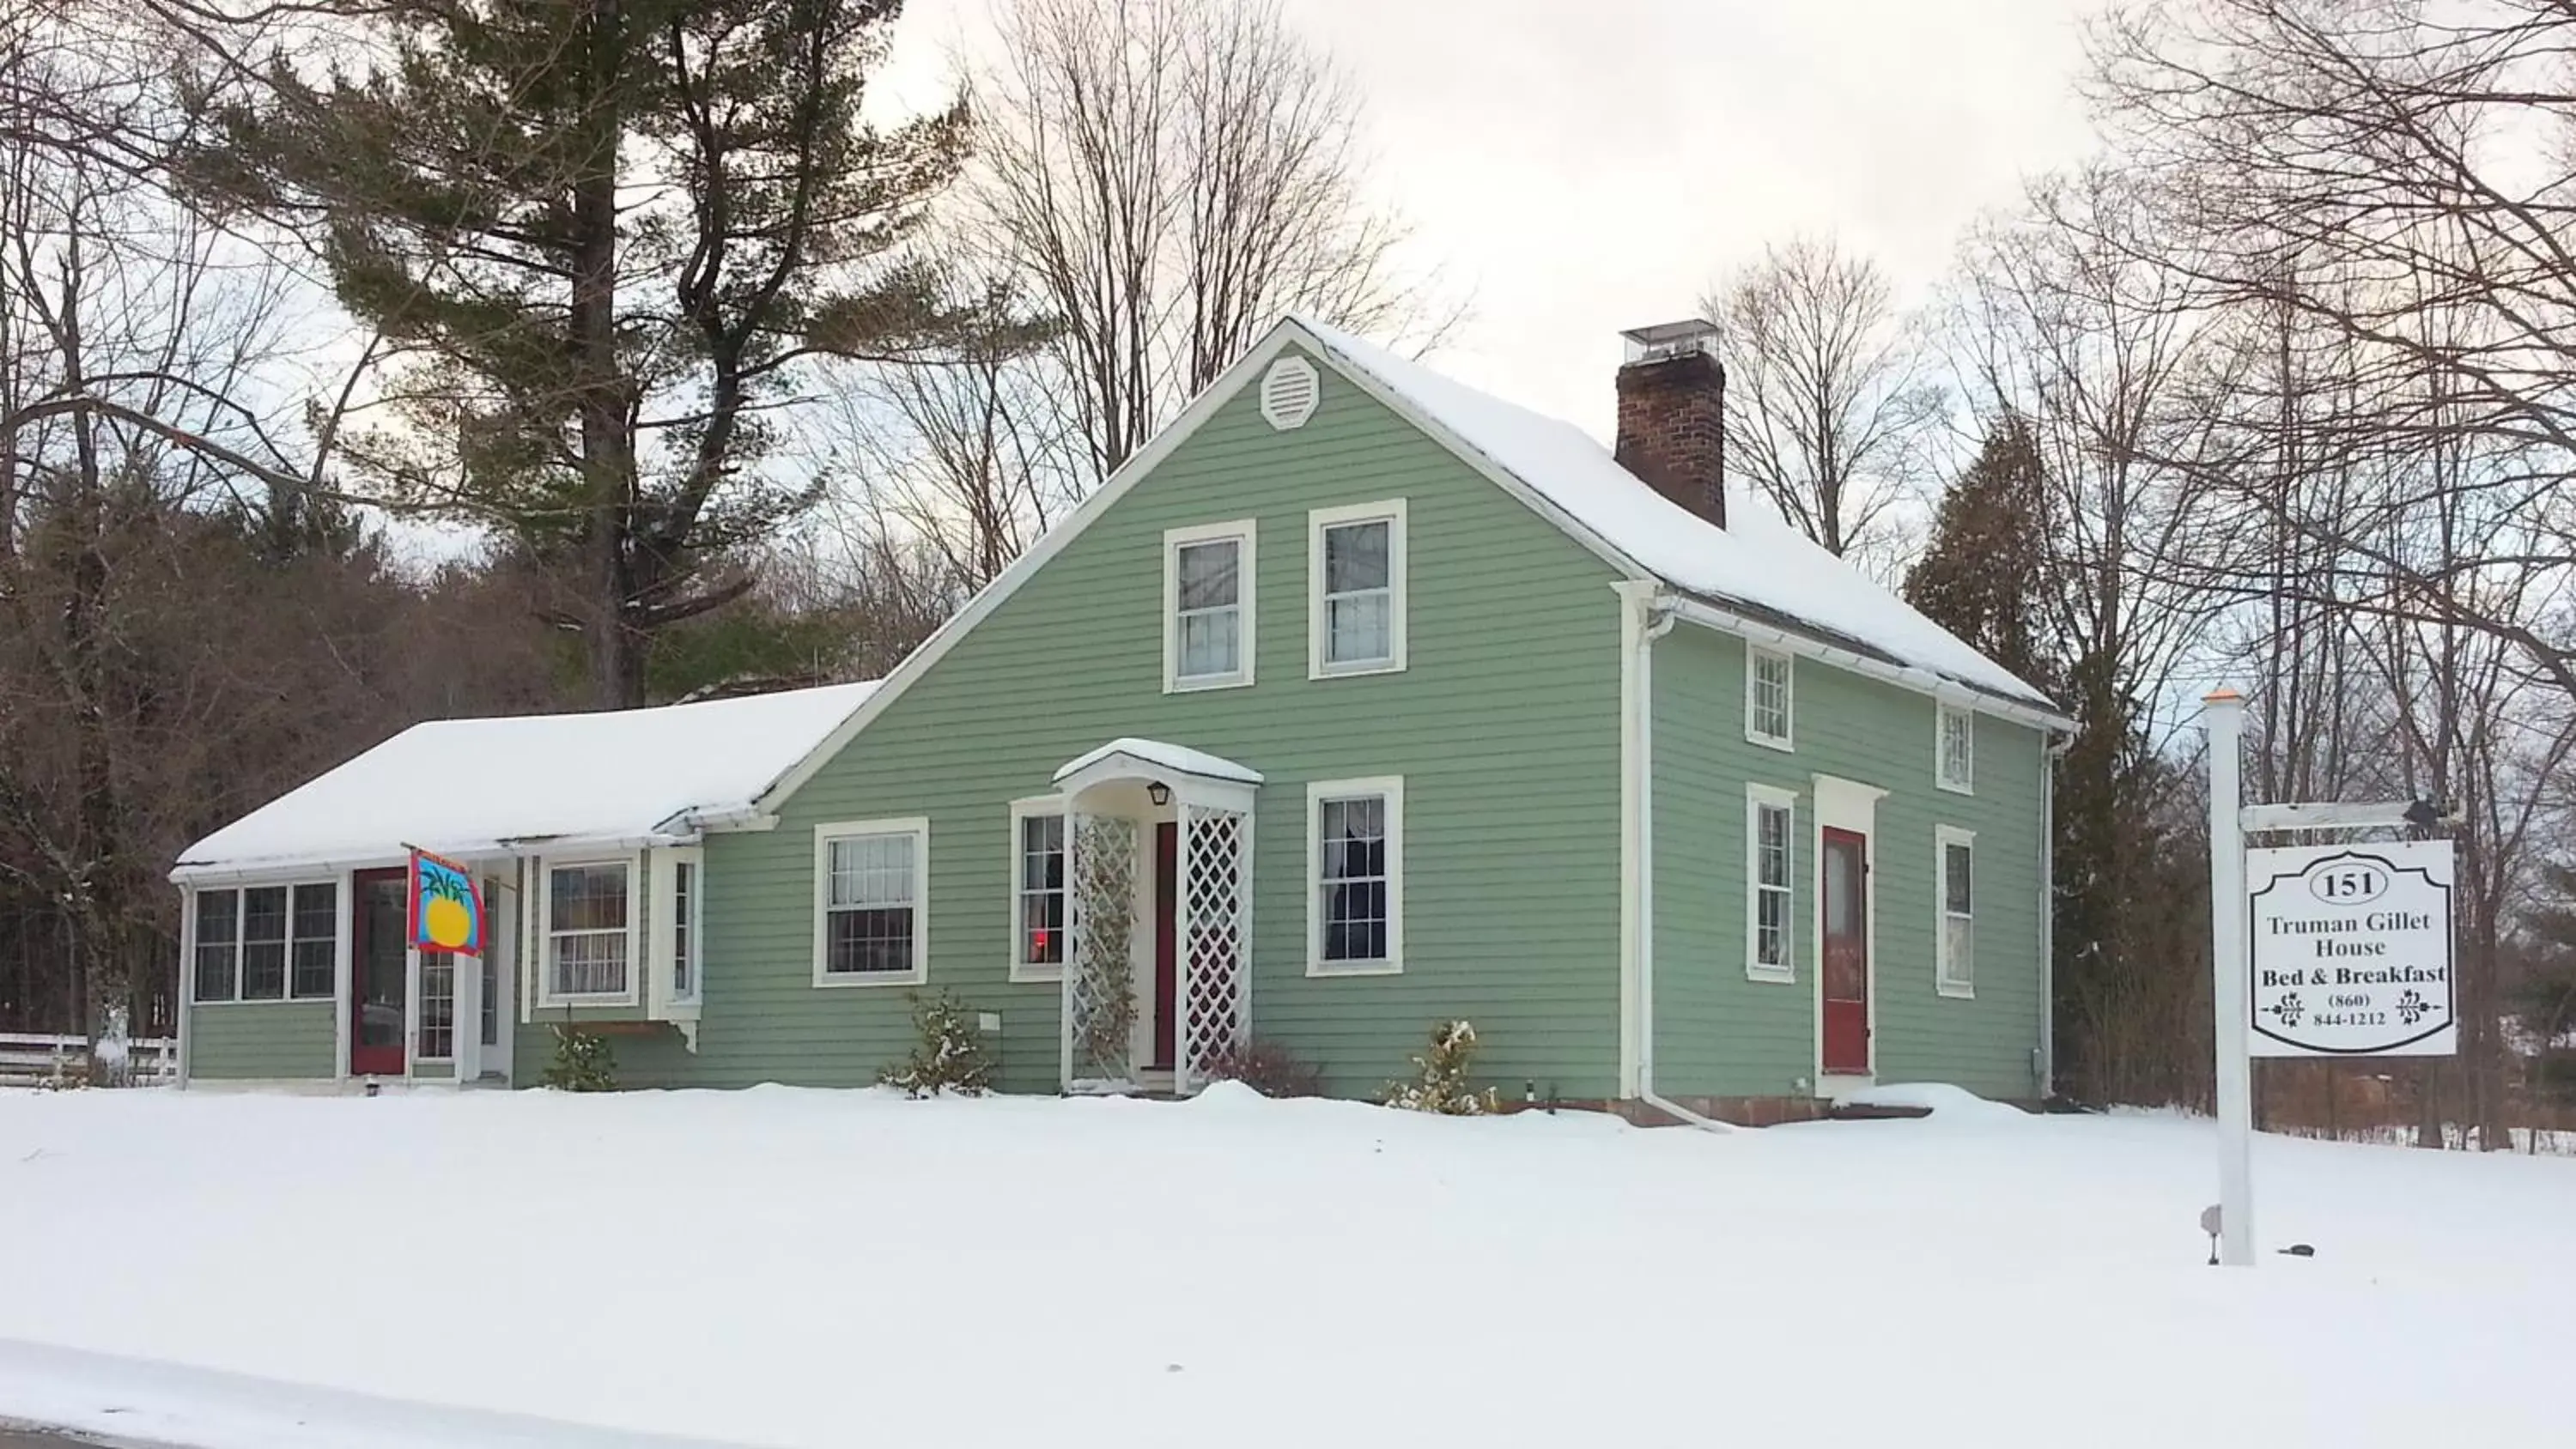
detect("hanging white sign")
(2246, 841), (2456, 1058)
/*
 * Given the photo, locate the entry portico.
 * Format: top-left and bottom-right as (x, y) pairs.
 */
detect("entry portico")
(1051, 738), (1258, 1094)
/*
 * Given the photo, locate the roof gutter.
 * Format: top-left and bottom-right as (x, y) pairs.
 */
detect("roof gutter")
(1661, 593), (2075, 734)
(168, 833), (682, 887)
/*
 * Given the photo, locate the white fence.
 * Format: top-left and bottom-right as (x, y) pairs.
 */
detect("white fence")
(0, 1032), (178, 1087)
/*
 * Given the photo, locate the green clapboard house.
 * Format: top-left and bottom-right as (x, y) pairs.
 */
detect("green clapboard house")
(170, 316), (2070, 1121)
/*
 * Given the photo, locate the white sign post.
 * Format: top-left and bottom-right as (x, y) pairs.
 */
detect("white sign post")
(2202, 686), (2458, 1268)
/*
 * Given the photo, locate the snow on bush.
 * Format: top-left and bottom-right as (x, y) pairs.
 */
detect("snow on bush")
(878, 990), (994, 1097)
(1381, 1019), (1500, 1115)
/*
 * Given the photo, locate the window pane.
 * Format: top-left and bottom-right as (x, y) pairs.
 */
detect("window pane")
(827, 906), (915, 974)
(1944, 916), (1974, 985)
(481, 954), (500, 1048)
(550, 931), (628, 996)
(1178, 607), (1240, 677)
(1176, 538), (1239, 609)
(672, 862), (696, 997)
(550, 865), (628, 932)
(1756, 888), (1789, 967)
(420, 956), (454, 1059)
(1753, 652), (1791, 738)
(193, 889), (239, 1002)
(1324, 520), (1389, 593)
(828, 834), (915, 909)
(1319, 794), (1391, 963)
(1018, 815), (1066, 967)
(1946, 842), (1973, 914)
(1757, 804), (1790, 888)
(1326, 591), (1391, 664)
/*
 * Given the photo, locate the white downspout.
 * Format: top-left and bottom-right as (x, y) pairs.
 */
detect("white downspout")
(1633, 590), (1730, 1133)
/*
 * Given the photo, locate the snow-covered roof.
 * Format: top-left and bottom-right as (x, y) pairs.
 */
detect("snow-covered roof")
(174, 682), (881, 877)
(1291, 318), (2054, 709)
(1054, 737), (1266, 787)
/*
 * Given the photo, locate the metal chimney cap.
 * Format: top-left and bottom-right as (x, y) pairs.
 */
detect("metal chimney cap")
(1620, 318), (1720, 363)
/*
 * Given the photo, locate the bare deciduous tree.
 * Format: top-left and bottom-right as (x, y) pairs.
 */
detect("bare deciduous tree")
(1700, 236), (1942, 569)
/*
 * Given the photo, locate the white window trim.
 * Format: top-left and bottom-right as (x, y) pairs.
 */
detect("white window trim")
(648, 845), (705, 1018)
(189, 880), (342, 1008)
(1745, 784), (1798, 984)
(1746, 645), (1795, 751)
(1163, 518), (1258, 693)
(1936, 702), (1975, 795)
(1007, 795), (1069, 983)
(1307, 498), (1408, 679)
(535, 854), (642, 1009)
(812, 817), (931, 988)
(1306, 775), (1404, 978)
(1936, 824), (1977, 1000)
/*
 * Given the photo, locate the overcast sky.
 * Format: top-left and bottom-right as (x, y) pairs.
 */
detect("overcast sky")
(884, 0), (2107, 438)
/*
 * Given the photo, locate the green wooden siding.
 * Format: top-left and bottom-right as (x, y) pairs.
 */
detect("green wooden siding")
(670, 345), (1629, 1099)
(188, 1002), (335, 1080)
(1649, 626), (2049, 1101)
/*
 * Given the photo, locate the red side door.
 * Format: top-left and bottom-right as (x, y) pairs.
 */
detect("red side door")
(350, 867), (409, 1076)
(1820, 828), (1871, 1075)
(1150, 822), (1179, 1072)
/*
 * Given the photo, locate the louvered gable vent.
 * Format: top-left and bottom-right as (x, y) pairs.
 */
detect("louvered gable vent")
(1260, 355), (1321, 430)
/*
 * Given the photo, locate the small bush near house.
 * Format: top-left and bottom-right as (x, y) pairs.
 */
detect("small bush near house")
(1202, 1037), (1325, 1098)
(879, 990), (995, 1097)
(541, 1026), (617, 1092)
(1381, 1020), (1500, 1116)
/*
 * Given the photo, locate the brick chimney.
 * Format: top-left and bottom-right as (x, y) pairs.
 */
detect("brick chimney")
(1613, 319), (1726, 528)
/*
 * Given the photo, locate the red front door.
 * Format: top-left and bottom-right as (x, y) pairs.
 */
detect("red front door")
(1820, 828), (1870, 1075)
(1150, 822), (1179, 1071)
(350, 867), (409, 1076)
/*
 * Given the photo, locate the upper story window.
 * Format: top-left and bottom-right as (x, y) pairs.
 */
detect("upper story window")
(1164, 519), (1257, 691)
(192, 882), (337, 1004)
(1937, 826), (1976, 999)
(544, 860), (633, 1003)
(1309, 500), (1407, 676)
(1937, 702), (1974, 793)
(814, 818), (929, 985)
(1747, 646), (1794, 750)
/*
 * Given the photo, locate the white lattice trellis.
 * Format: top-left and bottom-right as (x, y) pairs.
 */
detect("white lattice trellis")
(1062, 813), (1139, 1091)
(1176, 803), (1251, 1093)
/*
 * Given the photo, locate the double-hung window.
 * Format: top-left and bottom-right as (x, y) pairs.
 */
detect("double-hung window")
(1309, 500), (1406, 676)
(1747, 646), (1794, 749)
(544, 861), (632, 1001)
(1746, 785), (1796, 982)
(815, 819), (929, 985)
(1308, 778), (1403, 975)
(1937, 826), (1975, 998)
(1937, 703), (1975, 794)
(192, 882), (337, 1004)
(1165, 520), (1256, 690)
(1010, 801), (1068, 980)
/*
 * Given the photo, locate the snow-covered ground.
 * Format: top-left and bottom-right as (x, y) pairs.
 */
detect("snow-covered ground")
(3, 1084), (2569, 1449)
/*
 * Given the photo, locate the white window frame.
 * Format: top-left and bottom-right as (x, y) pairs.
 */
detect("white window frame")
(648, 845), (705, 1016)
(1007, 795), (1070, 983)
(536, 855), (641, 1009)
(1163, 518), (1257, 692)
(1747, 645), (1795, 751)
(1307, 499), (1407, 678)
(1306, 776), (1404, 977)
(1936, 702), (1975, 795)
(189, 879), (341, 1007)
(812, 817), (931, 987)
(1936, 825), (1976, 1000)
(1746, 784), (1798, 984)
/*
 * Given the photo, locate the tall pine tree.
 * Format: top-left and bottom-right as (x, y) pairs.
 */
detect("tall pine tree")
(1903, 410), (2058, 693)
(183, 0), (981, 705)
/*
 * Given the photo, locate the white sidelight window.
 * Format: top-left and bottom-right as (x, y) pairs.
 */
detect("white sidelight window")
(1309, 500), (1407, 676)
(191, 882), (338, 1004)
(1009, 799), (1068, 980)
(1747, 646), (1794, 749)
(1746, 785), (1797, 982)
(1937, 826), (1976, 998)
(1308, 777), (1403, 976)
(1937, 702), (1975, 794)
(814, 818), (929, 985)
(1164, 519), (1257, 690)
(544, 861), (634, 1002)
(420, 956), (455, 1060)
(649, 846), (705, 1011)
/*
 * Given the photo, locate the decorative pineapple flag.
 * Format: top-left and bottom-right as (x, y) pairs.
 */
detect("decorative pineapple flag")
(408, 847), (484, 955)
